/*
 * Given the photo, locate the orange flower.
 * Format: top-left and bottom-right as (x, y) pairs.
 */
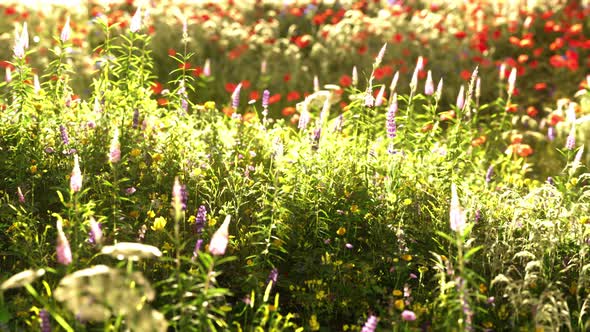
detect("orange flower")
(420, 123), (434, 133)
(222, 107), (234, 117)
(242, 112), (256, 122)
(281, 107), (296, 117)
(511, 134), (523, 144)
(439, 110), (456, 121)
(471, 135), (487, 147)
(517, 144), (533, 157)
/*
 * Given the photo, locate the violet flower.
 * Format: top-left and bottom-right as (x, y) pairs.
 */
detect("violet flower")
(231, 83), (242, 109)
(195, 205), (207, 234)
(60, 125), (70, 145)
(262, 89), (270, 109)
(40, 309), (50, 332)
(485, 165), (494, 183)
(565, 126), (576, 150)
(192, 239), (203, 260)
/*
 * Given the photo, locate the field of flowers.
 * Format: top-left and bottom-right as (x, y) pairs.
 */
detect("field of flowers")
(1, 0), (590, 331)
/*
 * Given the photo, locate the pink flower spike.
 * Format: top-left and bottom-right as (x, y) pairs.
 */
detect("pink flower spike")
(56, 220), (72, 265)
(435, 78), (443, 101)
(108, 128), (121, 164)
(416, 56), (424, 71)
(130, 7), (142, 33)
(60, 17), (71, 43)
(450, 184), (466, 233)
(499, 63), (506, 80)
(375, 43), (387, 67)
(456, 85), (465, 110)
(507, 68), (517, 95)
(424, 70), (434, 96)
(375, 86), (386, 107)
(70, 155), (83, 193)
(389, 71), (399, 92)
(209, 215), (231, 256)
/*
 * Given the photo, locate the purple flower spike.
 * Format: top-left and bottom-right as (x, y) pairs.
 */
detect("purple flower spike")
(267, 268), (279, 285)
(386, 94), (397, 139)
(548, 126), (556, 141)
(485, 165), (494, 183)
(262, 89), (270, 109)
(361, 315), (378, 332)
(192, 239), (203, 260)
(88, 217), (103, 245)
(231, 83), (242, 109)
(40, 309), (51, 332)
(60, 125), (70, 145)
(565, 126), (576, 150)
(195, 205), (207, 234)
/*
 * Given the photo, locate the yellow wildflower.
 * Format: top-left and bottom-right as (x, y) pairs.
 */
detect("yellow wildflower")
(392, 289), (402, 296)
(152, 153), (163, 163)
(147, 210), (156, 218)
(309, 315), (320, 331)
(479, 283), (487, 294)
(204, 101), (216, 110)
(337, 227), (346, 236)
(394, 299), (405, 310)
(403, 198), (412, 206)
(401, 254), (412, 262)
(350, 204), (359, 213)
(151, 217), (167, 231)
(30, 165), (37, 174)
(130, 148), (141, 157)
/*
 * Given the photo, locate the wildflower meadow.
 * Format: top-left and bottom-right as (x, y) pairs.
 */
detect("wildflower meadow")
(1, 0), (590, 331)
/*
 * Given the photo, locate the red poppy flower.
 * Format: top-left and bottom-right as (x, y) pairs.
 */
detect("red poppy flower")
(151, 82), (163, 95)
(225, 82), (238, 93)
(454, 31), (467, 40)
(460, 70), (472, 81)
(340, 75), (352, 87)
(283, 74), (291, 82)
(268, 94), (281, 104)
(287, 91), (301, 102)
(548, 112), (564, 125)
(249, 90), (260, 101)
(168, 49), (176, 56)
(549, 55), (566, 68)
(534, 82), (547, 90)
